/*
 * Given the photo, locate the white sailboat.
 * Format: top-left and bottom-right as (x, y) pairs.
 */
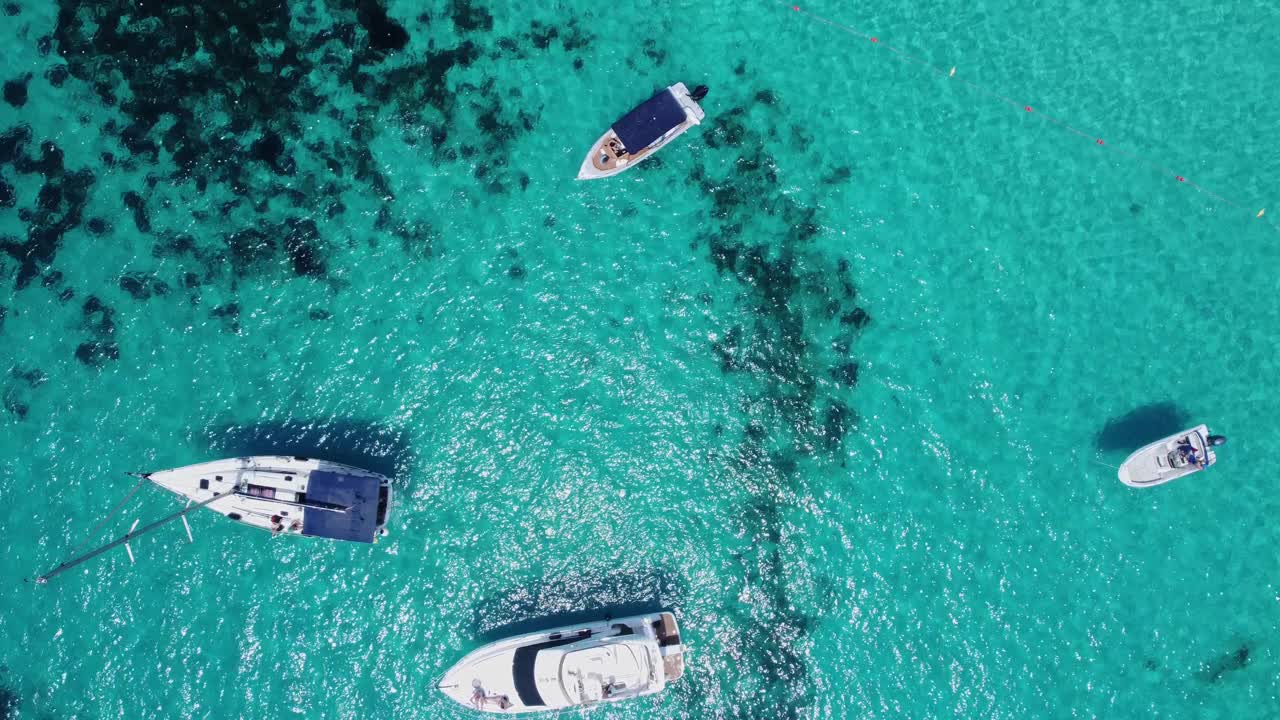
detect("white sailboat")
(437, 611), (686, 714)
(145, 455), (392, 541)
(35, 456), (393, 584)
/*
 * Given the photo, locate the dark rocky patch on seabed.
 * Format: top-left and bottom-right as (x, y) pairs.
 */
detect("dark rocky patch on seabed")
(0, 672), (19, 720)
(3, 368), (47, 422)
(1201, 644), (1250, 683)
(683, 88), (873, 718)
(74, 296), (119, 367)
(118, 271), (169, 301)
(209, 303), (241, 334)
(0, 122), (96, 290)
(2, 74), (29, 107)
(694, 103), (869, 459)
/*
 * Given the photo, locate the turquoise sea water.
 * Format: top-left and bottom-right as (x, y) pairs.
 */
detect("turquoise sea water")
(2, 0), (1278, 717)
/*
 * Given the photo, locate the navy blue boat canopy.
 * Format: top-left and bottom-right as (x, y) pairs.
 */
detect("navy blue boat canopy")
(612, 89), (685, 152)
(512, 633), (589, 707)
(301, 470), (381, 543)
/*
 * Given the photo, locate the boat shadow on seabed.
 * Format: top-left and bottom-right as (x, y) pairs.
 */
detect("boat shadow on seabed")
(1094, 401), (1191, 453)
(204, 419), (413, 483)
(471, 567), (685, 642)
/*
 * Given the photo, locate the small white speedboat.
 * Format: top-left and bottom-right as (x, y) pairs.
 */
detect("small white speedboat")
(576, 83), (708, 180)
(145, 456), (392, 542)
(1117, 424), (1227, 488)
(438, 611), (686, 714)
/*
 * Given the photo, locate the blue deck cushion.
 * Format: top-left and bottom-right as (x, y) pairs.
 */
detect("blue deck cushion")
(301, 470), (380, 543)
(611, 89), (686, 153)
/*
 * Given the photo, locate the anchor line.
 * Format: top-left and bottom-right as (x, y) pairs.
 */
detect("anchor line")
(65, 473), (150, 558)
(772, 1), (1272, 226)
(36, 484), (241, 584)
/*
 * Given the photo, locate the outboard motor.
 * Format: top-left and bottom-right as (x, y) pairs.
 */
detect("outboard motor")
(1207, 434), (1227, 446)
(690, 85), (709, 102)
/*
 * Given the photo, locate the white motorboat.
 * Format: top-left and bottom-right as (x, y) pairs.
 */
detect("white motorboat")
(438, 611), (686, 714)
(146, 456), (392, 542)
(1117, 424), (1227, 488)
(576, 83), (708, 180)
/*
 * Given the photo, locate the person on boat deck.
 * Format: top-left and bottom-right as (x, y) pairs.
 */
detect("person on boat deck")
(1176, 441), (1204, 467)
(270, 515), (285, 536)
(470, 687), (511, 710)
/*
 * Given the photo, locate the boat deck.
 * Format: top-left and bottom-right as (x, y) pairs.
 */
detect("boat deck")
(588, 130), (673, 173)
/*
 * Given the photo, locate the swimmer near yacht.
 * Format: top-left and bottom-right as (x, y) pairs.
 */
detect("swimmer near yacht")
(576, 83), (709, 179)
(1117, 424), (1227, 488)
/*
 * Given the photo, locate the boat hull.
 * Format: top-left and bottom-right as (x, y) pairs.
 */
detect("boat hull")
(438, 611), (684, 714)
(1117, 424), (1216, 488)
(576, 83), (706, 180)
(145, 456), (392, 541)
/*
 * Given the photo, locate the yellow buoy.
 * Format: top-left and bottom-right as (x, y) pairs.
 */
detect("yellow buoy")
(1258, 208), (1266, 218)
(949, 67), (956, 77)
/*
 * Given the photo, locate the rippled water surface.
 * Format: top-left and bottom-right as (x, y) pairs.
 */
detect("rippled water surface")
(1, 0), (1278, 718)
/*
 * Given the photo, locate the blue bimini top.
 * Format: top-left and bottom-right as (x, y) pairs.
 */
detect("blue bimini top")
(301, 470), (382, 543)
(612, 89), (686, 153)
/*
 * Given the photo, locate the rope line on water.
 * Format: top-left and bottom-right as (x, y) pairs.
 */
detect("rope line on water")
(773, 2), (1273, 226)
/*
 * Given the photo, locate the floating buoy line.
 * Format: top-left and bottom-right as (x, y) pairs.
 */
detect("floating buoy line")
(774, 2), (1273, 228)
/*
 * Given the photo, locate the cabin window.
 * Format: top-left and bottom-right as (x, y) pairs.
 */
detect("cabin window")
(215, 475), (223, 481)
(284, 475), (293, 482)
(245, 485), (276, 499)
(199, 479), (209, 490)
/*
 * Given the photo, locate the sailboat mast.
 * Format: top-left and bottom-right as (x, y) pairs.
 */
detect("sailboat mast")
(35, 485), (238, 584)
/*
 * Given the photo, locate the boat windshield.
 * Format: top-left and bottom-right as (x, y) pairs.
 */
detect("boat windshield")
(512, 633), (587, 707)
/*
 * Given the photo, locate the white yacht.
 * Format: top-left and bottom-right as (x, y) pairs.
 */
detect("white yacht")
(438, 611), (686, 713)
(1117, 424), (1227, 488)
(576, 83), (708, 180)
(145, 456), (392, 541)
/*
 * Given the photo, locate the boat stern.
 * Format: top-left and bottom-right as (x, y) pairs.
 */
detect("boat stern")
(654, 612), (685, 683)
